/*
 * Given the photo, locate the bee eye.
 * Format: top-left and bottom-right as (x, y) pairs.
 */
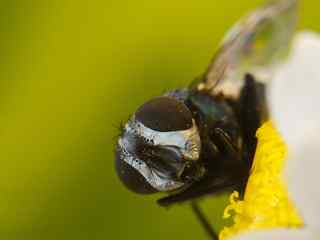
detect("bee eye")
(135, 97), (193, 132)
(115, 148), (157, 194)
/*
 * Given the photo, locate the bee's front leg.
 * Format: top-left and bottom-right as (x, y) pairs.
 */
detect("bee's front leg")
(211, 127), (241, 161)
(157, 176), (241, 207)
(239, 73), (268, 167)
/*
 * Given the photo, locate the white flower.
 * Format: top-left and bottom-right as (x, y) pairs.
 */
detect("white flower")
(232, 31), (320, 240)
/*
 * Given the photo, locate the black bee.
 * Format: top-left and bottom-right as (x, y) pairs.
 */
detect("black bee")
(115, 0), (297, 239)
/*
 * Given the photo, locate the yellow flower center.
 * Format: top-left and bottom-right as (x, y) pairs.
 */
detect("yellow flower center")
(219, 121), (303, 240)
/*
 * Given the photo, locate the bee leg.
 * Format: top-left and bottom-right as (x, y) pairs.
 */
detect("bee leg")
(157, 177), (240, 207)
(212, 128), (241, 161)
(212, 127), (249, 184)
(239, 73), (268, 167)
(191, 201), (218, 240)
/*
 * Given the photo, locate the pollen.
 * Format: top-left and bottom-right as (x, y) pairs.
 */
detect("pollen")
(219, 121), (304, 240)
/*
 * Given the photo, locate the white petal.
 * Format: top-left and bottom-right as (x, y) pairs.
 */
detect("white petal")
(271, 31), (320, 233)
(270, 31), (320, 152)
(234, 228), (313, 240)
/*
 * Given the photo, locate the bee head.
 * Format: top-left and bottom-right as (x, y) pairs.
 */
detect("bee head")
(115, 96), (203, 193)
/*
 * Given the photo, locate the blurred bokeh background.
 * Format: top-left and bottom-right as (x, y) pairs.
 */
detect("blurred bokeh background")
(0, 0), (318, 239)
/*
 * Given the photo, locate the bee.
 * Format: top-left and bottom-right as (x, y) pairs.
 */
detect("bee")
(115, 0), (297, 239)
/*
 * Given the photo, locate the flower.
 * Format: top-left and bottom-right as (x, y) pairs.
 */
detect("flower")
(219, 31), (320, 240)
(219, 122), (303, 240)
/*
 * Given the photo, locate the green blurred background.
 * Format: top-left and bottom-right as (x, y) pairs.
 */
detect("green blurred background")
(0, 1), (318, 239)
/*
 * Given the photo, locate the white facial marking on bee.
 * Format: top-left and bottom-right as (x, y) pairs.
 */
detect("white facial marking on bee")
(125, 117), (201, 161)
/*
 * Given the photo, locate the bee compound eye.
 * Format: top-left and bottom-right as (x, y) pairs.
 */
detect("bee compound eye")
(115, 149), (157, 194)
(135, 97), (193, 132)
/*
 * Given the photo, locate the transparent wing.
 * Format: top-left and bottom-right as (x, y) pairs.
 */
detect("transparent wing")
(196, 0), (298, 98)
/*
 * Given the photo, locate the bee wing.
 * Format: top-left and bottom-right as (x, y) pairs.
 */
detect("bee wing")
(196, 0), (298, 98)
